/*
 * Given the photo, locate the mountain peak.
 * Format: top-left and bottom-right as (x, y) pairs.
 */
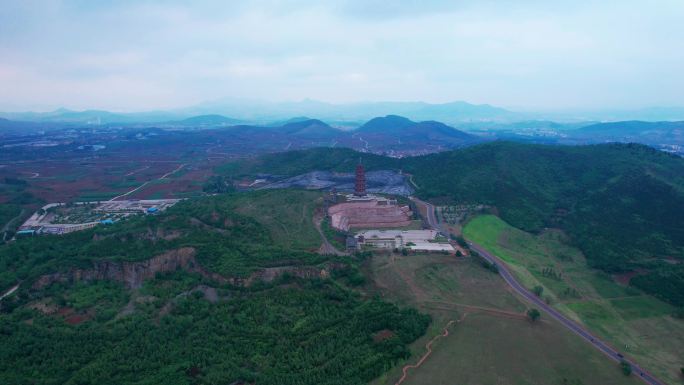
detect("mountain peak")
(282, 118), (331, 130)
(358, 115), (416, 132)
(178, 114), (240, 126)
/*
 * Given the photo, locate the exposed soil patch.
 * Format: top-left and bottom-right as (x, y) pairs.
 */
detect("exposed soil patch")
(373, 329), (395, 343)
(614, 270), (646, 286)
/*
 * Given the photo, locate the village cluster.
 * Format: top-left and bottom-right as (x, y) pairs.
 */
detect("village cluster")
(16, 199), (179, 236)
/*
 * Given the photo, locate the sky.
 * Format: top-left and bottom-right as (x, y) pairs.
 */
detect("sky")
(1, 0), (683, 112)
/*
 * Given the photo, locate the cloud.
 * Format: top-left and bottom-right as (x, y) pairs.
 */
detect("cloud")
(0, 0), (683, 111)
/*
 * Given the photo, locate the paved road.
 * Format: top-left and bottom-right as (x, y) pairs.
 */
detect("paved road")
(412, 197), (666, 385)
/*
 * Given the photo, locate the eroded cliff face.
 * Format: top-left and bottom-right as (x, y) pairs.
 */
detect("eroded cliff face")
(32, 247), (200, 289)
(31, 247), (344, 290)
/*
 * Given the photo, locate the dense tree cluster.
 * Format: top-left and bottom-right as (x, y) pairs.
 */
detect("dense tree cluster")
(0, 191), (430, 384)
(202, 175), (235, 194)
(0, 192), (329, 288)
(0, 280), (429, 385)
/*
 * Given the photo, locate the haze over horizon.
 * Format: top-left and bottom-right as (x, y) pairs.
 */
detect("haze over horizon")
(1, 0), (684, 113)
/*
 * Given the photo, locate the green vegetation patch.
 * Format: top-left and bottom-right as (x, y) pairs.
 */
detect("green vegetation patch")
(586, 274), (640, 299)
(0, 190), (329, 289)
(609, 296), (673, 320)
(61, 281), (130, 311)
(76, 191), (120, 202)
(217, 147), (399, 177)
(321, 216), (346, 251)
(566, 301), (615, 322)
(0, 189), (432, 385)
(462, 215), (518, 264)
(244, 143), (684, 302)
(228, 189), (323, 251)
(463, 213), (684, 384)
(0, 281), (429, 385)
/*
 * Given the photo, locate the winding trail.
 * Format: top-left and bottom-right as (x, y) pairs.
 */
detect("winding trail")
(394, 315), (465, 385)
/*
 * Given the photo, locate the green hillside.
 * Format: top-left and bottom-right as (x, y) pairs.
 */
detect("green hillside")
(0, 190), (429, 384)
(406, 142), (684, 266)
(223, 143), (684, 305)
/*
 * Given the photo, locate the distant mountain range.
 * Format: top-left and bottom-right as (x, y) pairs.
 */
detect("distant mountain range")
(0, 104), (682, 156)
(181, 98), (516, 123)
(573, 120), (684, 137)
(0, 100), (515, 126)
(225, 115), (480, 152)
(3, 99), (684, 126)
(169, 114), (243, 127)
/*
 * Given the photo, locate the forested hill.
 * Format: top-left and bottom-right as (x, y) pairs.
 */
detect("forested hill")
(224, 142), (684, 305)
(0, 190), (430, 384)
(406, 142), (684, 305)
(405, 142), (684, 265)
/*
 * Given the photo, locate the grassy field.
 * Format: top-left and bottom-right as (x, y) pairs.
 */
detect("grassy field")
(229, 189), (324, 251)
(463, 215), (684, 384)
(367, 253), (641, 385)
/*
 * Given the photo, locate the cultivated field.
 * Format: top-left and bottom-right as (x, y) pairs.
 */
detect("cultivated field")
(463, 215), (684, 385)
(367, 252), (641, 385)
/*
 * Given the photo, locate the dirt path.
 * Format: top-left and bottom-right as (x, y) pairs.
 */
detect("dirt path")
(394, 314), (466, 385)
(313, 215), (347, 256)
(109, 163), (185, 201)
(124, 165), (149, 176)
(0, 284), (20, 301)
(389, 254), (427, 301)
(422, 301), (530, 321)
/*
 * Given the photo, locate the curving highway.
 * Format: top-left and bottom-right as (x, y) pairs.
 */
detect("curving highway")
(412, 197), (666, 385)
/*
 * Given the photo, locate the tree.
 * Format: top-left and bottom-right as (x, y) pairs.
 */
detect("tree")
(455, 236), (468, 248)
(620, 360), (632, 376)
(532, 285), (544, 296)
(202, 176), (235, 194)
(527, 308), (541, 322)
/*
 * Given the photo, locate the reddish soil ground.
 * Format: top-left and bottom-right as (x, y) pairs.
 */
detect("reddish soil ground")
(55, 307), (92, 325)
(0, 157), (219, 203)
(373, 329), (396, 343)
(614, 270), (645, 286)
(394, 317), (463, 385)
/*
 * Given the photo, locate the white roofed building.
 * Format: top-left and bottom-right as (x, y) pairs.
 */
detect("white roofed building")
(354, 229), (454, 253)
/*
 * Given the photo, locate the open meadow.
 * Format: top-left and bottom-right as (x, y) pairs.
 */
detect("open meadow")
(366, 252), (641, 385)
(463, 215), (684, 384)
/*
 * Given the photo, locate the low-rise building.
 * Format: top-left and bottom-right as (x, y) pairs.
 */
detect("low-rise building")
(354, 229), (454, 253)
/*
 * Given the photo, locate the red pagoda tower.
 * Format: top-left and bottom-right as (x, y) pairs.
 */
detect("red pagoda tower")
(355, 161), (366, 196)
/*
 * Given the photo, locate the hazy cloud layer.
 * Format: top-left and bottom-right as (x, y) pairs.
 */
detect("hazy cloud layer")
(1, 0), (683, 111)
